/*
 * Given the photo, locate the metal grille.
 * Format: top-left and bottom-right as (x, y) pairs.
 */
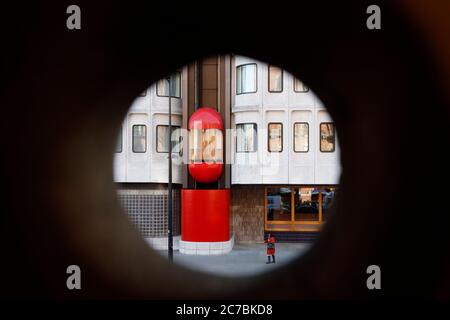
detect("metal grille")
(117, 189), (180, 237)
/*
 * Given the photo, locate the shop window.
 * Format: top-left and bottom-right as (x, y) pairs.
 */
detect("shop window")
(236, 64), (257, 94)
(266, 187), (292, 222)
(294, 187), (319, 222)
(265, 186), (339, 231)
(268, 65), (283, 92)
(320, 122), (335, 152)
(236, 123), (257, 152)
(321, 187), (337, 222)
(294, 122), (309, 152)
(156, 72), (181, 98)
(268, 123), (283, 152)
(132, 125), (146, 153)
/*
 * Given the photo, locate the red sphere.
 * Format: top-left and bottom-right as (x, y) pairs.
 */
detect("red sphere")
(188, 107), (223, 183)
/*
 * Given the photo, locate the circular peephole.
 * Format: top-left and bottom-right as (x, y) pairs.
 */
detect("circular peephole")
(113, 55), (341, 277)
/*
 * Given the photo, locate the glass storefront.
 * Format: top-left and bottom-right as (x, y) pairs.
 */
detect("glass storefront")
(265, 186), (338, 231)
(267, 187), (291, 222)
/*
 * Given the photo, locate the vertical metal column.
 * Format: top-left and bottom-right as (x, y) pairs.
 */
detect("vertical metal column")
(167, 75), (173, 262)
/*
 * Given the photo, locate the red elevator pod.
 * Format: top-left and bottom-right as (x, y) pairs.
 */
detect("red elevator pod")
(188, 107), (224, 183)
(181, 107), (231, 251)
(181, 189), (230, 242)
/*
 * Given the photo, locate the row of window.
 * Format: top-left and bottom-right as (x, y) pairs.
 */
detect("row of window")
(236, 64), (309, 95)
(115, 125), (182, 154)
(140, 63), (309, 98)
(236, 122), (335, 153)
(138, 72), (182, 98)
(138, 65), (306, 99)
(116, 122), (335, 154)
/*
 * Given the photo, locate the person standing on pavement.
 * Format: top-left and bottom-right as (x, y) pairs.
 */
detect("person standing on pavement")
(265, 233), (276, 264)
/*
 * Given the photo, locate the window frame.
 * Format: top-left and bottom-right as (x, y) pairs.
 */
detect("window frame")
(236, 63), (258, 95)
(236, 123), (258, 153)
(115, 126), (122, 153)
(156, 71), (182, 98)
(293, 78), (309, 93)
(319, 122), (336, 153)
(156, 125), (182, 154)
(293, 122), (309, 153)
(267, 122), (283, 153)
(268, 65), (283, 93)
(132, 124), (147, 153)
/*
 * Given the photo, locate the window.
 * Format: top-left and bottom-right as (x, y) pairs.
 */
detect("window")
(268, 65), (283, 92)
(156, 72), (181, 98)
(156, 125), (182, 154)
(236, 64), (257, 94)
(266, 187), (292, 222)
(294, 122), (309, 152)
(294, 187), (319, 222)
(320, 122), (335, 152)
(189, 128), (223, 163)
(321, 187), (337, 222)
(139, 89), (147, 97)
(268, 123), (283, 152)
(115, 126), (122, 153)
(265, 186), (339, 231)
(236, 123), (257, 152)
(294, 78), (309, 92)
(132, 125), (146, 153)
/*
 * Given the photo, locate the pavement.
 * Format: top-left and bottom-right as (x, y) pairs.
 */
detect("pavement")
(157, 243), (313, 278)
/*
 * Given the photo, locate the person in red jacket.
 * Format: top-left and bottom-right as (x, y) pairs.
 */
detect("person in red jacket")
(265, 233), (276, 264)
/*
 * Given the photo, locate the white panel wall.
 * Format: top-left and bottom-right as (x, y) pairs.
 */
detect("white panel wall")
(262, 109), (288, 184)
(232, 110), (262, 184)
(113, 68), (186, 184)
(126, 112), (150, 182)
(315, 109), (341, 184)
(262, 65), (289, 108)
(150, 113), (182, 183)
(289, 109), (315, 184)
(113, 122), (126, 182)
(231, 55), (341, 186)
(234, 56), (262, 110)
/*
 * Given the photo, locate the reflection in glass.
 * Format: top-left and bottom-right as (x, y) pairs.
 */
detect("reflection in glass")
(236, 123), (257, 152)
(236, 64), (257, 94)
(156, 72), (181, 98)
(268, 123), (282, 152)
(294, 187), (319, 221)
(268, 65), (283, 92)
(267, 187), (291, 221)
(321, 187), (337, 222)
(132, 125), (146, 153)
(294, 123), (309, 152)
(294, 78), (309, 92)
(115, 126), (122, 153)
(320, 122), (335, 152)
(189, 128), (223, 163)
(190, 129), (202, 162)
(157, 125), (181, 154)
